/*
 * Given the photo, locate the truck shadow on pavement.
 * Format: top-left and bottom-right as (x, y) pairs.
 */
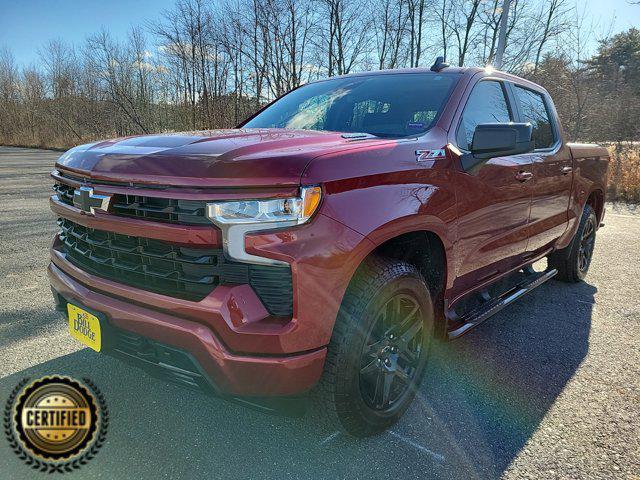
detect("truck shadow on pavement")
(0, 280), (596, 480)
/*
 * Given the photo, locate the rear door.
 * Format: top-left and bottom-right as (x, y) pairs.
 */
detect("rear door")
(510, 84), (572, 254)
(450, 78), (534, 298)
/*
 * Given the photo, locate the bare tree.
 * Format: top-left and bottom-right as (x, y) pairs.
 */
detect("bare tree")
(20, 67), (45, 143)
(152, 0), (217, 129)
(85, 30), (150, 133)
(478, 0), (502, 65)
(533, 0), (571, 74)
(39, 40), (83, 141)
(320, 0), (369, 75)
(448, 0), (482, 67)
(0, 48), (21, 143)
(407, 0), (428, 67)
(1, 0), (638, 171)
(374, 0), (410, 70)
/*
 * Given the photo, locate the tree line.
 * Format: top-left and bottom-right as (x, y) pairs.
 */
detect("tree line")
(0, 0), (639, 151)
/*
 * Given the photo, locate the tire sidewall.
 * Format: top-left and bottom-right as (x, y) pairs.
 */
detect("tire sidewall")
(337, 268), (434, 432)
(574, 206), (597, 281)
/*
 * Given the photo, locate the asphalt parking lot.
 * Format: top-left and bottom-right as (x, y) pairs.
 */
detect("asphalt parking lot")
(0, 146), (638, 479)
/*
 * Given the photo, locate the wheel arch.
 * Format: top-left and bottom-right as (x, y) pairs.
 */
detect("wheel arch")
(586, 188), (605, 225)
(348, 226), (451, 339)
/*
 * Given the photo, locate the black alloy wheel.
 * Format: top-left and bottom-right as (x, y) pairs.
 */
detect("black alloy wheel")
(313, 257), (434, 437)
(578, 214), (596, 273)
(548, 203), (598, 282)
(359, 294), (424, 411)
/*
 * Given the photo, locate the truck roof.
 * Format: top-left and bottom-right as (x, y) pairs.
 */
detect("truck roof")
(308, 66), (548, 96)
(312, 66), (480, 82)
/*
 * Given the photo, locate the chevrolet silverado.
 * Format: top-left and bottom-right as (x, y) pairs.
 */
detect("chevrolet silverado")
(49, 60), (610, 436)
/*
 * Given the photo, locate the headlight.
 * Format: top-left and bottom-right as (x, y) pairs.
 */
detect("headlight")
(206, 186), (322, 266)
(207, 186), (322, 225)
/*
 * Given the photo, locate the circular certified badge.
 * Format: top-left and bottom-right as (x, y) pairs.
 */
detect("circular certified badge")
(4, 376), (108, 473)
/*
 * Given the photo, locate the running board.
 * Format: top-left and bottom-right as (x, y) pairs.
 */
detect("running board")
(447, 268), (558, 340)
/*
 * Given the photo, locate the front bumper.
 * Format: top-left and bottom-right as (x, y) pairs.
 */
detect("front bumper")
(49, 195), (373, 396)
(50, 262), (325, 396)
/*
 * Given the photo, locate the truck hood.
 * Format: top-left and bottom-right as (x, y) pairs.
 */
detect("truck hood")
(56, 128), (391, 188)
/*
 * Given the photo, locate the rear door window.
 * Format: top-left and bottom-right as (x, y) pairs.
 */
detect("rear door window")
(513, 86), (556, 149)
(456, 81), (512, 150)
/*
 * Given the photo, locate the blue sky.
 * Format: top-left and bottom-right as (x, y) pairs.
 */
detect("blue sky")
(1, 0), (639, 66)
(0, 0), (175, 65)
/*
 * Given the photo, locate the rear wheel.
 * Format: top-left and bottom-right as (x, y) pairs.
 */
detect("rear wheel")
(548, 204), (597, 282)
(313, 257), (434, 437)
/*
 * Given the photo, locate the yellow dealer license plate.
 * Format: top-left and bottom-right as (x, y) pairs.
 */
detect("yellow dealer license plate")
(68, 304), (102, 352)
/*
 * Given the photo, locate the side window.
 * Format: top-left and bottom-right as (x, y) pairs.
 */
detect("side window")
(456, 80), (512, 150)
(513, 86), (555, 149)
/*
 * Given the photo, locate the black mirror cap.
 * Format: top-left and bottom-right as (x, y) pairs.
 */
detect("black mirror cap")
(471, 122), (533, 159)
(461, 123), (534, 172)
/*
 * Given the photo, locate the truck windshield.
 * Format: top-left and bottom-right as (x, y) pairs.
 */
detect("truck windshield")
(242, 73), (461, 138)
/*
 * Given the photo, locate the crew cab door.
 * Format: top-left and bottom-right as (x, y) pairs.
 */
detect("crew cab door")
(449, 79), (534, 298)
(509, 84), (572, 253)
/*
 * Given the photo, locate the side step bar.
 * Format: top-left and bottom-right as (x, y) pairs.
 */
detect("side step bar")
(447, 268), (558, 340)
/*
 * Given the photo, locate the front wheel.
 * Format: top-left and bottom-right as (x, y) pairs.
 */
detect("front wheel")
(548, 204), (597, 282)
(313, 257), (434, 437)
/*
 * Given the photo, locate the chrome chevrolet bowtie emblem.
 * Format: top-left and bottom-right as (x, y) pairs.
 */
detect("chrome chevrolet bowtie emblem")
(73, 186), (111, 214)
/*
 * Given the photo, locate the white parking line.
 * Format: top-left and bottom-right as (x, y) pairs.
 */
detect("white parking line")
(389, 431), (445, 463)
(319, 431), (341, 445)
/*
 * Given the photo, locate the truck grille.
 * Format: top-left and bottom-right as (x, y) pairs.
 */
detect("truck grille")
(57, 218), (293, 315)
(53, 183), (75, 206)
(53, 183), (209, 225)
(111, 194), (209, 225)
(58, 218), (220, 300)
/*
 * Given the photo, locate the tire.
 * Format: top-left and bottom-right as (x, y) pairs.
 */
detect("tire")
(548, 204), (598, 283)
(313, 256), (435, 437)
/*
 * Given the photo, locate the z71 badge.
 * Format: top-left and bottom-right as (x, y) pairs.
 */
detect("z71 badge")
(415, 149), (447, 162)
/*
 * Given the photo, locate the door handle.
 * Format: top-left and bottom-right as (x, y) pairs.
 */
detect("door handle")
(561, 166), (573, 175)
(515, 170), (533, 182)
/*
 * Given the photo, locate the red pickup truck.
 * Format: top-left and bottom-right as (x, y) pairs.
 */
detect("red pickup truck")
(49, 62), (609, 436)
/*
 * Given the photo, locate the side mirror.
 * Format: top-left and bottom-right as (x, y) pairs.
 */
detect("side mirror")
(460, 123), (534, 172)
